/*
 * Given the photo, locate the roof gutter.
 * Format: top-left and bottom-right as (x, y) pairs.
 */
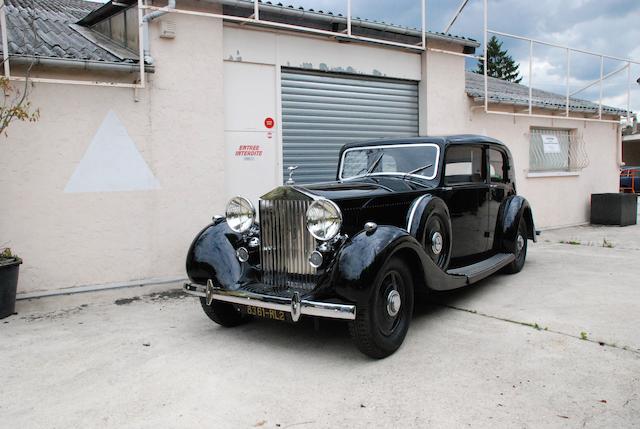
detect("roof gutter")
(215, 0), (479, 50)
(142, 0), (175, 64)
(469, 97), (624, 116)
(9, 55), (154, 74)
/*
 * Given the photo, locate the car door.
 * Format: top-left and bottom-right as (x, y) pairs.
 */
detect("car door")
(443, 145), (490, 258)
(487, 147), (509, 249)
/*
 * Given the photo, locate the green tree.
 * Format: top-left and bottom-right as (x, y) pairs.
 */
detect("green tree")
(475, 35), (522, 83)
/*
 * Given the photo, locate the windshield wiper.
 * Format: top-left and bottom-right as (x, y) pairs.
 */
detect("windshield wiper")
(406, 163), (433, 175)
(353, 151), (385, 177)
(366, 152), (385, 174)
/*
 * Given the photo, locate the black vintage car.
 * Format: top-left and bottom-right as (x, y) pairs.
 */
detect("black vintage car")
(184, 135), (536, 358)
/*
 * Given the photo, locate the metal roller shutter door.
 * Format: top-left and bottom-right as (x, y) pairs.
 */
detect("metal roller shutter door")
(281, 69), (419, 184)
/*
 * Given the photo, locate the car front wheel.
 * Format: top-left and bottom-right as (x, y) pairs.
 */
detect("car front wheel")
(199, 298), (250, 327)
(348, 257), (414, 358)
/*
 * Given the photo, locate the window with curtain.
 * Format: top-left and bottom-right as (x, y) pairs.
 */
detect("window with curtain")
(529, 128), (588, 172)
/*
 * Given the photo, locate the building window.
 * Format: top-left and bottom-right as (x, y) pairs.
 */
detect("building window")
(91, 6), (139, 52)
(529, 128), (588, 172)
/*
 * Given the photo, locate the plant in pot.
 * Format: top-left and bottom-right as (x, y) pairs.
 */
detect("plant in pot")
(0, 248), (21, 319)
(0, 56), (39, 318)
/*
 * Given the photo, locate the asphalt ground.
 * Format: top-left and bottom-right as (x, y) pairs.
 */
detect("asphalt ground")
(2, 224), (639, 428)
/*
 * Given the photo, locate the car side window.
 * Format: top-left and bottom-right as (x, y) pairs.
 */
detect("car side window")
(444, 146), (485, 185)
(489, 149), (508, 184)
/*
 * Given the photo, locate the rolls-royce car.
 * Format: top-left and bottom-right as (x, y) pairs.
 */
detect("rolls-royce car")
(184, 135), (536, 358)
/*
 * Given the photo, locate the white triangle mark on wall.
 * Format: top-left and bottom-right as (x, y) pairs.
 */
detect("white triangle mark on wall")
(64, 110), (160, 193)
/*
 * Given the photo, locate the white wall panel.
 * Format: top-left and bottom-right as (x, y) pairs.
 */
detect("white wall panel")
(223, 25), (421, 81)
(224, 61), (279, 206)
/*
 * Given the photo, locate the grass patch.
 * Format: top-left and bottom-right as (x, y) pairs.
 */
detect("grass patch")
(559, 240), (581, 245)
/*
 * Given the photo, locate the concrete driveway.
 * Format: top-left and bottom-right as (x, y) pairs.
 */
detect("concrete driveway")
(2, 224), (639, 428)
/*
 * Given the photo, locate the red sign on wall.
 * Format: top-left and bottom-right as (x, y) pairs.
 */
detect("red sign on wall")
(235, 145), (263, 157)
(264, 117), (275, 129)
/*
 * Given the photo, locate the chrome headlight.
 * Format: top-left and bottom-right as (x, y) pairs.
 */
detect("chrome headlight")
(306, 199), (342, 241)
(225, 196), (255, 233)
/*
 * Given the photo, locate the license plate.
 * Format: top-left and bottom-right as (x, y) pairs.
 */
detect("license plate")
(245, 305), (287, 321)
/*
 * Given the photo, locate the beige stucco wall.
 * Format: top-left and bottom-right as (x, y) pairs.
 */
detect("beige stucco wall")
(0, 10), (224, 293)
(420, 44), (469, 136)
(223, 25), (422, 81)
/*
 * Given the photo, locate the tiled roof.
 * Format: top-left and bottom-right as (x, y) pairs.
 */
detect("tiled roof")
(2, 0), (138, 63)
(465, 71), (627, 116)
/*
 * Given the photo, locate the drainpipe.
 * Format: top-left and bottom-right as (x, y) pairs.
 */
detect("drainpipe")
(142, 0), (175, 64)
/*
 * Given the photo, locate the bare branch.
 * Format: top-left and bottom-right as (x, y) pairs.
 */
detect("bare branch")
(0, 14), (40, 137)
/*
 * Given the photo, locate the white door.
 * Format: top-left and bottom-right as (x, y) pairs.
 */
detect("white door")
(224, 61), (278, 207)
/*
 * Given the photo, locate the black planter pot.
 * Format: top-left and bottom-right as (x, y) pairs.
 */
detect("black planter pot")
(591, 193), (638, 226)
(0, 257), (21, 319)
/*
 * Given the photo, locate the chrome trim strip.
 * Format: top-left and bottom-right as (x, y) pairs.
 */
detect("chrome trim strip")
(406, 194), (429, 232)
(338, 143), (441, 181)
(184, 283), (356, 321)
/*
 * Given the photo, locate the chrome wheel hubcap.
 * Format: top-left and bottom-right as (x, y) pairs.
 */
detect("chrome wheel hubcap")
(431, 231), (443, 255)
(386, 290), (401, 317)
(517, 235), (525, 253)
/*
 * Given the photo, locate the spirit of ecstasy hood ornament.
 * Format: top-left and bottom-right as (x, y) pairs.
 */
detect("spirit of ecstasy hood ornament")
(286, 165), (298, 185)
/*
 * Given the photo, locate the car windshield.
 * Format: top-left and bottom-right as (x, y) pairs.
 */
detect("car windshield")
(340, 144), (439, 180)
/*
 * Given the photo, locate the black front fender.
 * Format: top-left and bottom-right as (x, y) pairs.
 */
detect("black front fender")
(332, 226), (425, 304)
(331, 223), (472, 303)
(186, 220), (247, 287)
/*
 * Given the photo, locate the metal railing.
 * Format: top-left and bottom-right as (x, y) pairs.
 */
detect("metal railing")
(0, 0), (437, 88)
(143, 0), (430, 52)
(620, 168), (639, 194)
(482, 0), (639, 125)
(0, 0), (636, 126)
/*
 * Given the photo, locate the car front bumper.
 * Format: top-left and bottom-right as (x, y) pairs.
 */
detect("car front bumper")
(183, 280), (356, 322)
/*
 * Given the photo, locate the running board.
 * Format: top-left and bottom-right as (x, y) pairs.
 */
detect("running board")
(446, 253), (515, 284)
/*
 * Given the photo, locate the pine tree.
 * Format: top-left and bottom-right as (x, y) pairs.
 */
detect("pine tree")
(475, 35), (522, 83)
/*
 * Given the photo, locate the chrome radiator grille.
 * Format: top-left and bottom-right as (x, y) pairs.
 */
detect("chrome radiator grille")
(259, 199), (317, 289)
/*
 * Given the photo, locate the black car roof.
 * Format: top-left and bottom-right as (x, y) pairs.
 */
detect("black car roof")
(340, 135), (506, 151)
